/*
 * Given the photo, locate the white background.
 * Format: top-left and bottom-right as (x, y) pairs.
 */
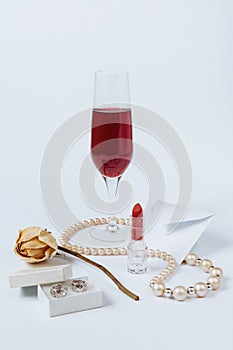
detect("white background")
(1, 1), (233, 349)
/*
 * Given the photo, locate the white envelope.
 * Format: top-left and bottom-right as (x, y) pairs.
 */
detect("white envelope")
(144, 201), (213, 265)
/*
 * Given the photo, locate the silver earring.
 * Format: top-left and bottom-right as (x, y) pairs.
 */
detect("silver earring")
(71, 279), (87, 293)
(50, 283), (67, 298)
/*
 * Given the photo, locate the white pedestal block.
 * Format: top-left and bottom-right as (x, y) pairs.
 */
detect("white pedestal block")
(9, 258), (72, 288)
(38, 277), (103, 317)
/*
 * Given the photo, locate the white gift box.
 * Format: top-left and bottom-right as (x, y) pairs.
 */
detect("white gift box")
(9, 257), (72, 288)
(38, 277), (103, 317)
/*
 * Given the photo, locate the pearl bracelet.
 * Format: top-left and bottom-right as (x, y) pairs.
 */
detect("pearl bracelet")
(150, 253), (223, 301)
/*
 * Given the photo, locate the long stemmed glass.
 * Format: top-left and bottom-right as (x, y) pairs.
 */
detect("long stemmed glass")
(90, 70), (133, 243)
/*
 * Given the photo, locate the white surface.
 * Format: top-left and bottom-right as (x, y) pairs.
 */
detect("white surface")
(38, 277), (103, 317)
(9, 257), (72, 288)
(1, 1), (233, 350)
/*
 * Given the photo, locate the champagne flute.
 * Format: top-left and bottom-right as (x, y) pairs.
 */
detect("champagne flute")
(90, 70), (133, 243)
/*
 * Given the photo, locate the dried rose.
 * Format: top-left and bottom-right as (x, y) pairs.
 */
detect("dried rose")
(14, 226), (58, 263)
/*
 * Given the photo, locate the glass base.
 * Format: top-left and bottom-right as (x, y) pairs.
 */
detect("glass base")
(127, 266), (147, 274)
(90, 224), (130, 244)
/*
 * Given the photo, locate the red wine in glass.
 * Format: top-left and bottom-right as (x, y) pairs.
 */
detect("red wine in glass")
(90, 70), (132, 242)
(91, 107), (133, 178)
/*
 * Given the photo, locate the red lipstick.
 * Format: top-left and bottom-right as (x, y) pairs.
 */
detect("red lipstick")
(127, 203), (148, 274)
(132, 203), (143, 240)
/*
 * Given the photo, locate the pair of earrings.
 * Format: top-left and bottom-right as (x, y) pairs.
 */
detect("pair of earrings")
(50, 279), (87, 298)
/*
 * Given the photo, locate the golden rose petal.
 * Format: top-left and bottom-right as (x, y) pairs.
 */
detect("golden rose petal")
(24, 247), (56, 264)
(44, 247), (55, 259)
(14, 245), (28, 257)
(50, 249), (57, 258)
(15, 230), (23, 243)
(17, 253), (49, 263)
(26, 247), (47, 258)
(19, 227), (42, 242)
(24, 256), (47, 263)
(20, 238), (47, 250)
(31, 253), (51, 263)
(39, 231), (58, 251)
(34, 253), (47, 259)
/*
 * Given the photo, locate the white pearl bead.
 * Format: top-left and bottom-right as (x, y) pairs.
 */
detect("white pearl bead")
(156, 274), (164, 281)
(173, 286), (187, 301)
(83, 247), (91, 255)
(200, 259), (213, 272)
(125, 218), (130, 225)
(89, 219), (96, 226)
(207, 276), (221, 290)
(161, 251), (167, 260)
(90, 248), (98, 255)
(211, 267), (223, 278)
(154, 249), (161, 258)
(160, 271), (168, 279)
(73, 224), (80, 230)
(150, 280), (157, 288)
(105, 248), (112, 255)
(194, 282), (208, 298)
(100, 218), (107, 224)
(112, 248), (120, 255)
(72, 245), (79, 252)
(120, 248), (127, 255)
(98, 248), (105, 256)
(148, 249), (155, 257)
(152, 282), (165, 297)
(185, 253), (198, 266)
(77, 246), (84, 254)
(167, 266), (174, 274)
(169, 263), (177, 269)
(169, 259), (176, 264)
(151, 276), (162, 282)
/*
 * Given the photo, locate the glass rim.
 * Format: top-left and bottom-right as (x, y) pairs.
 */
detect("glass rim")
(95, 69), (129, 75)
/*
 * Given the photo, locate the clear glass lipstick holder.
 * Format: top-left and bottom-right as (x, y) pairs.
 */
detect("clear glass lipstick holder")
(127, 216), (148, 274)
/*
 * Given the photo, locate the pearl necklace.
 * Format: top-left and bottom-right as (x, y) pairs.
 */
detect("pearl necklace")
(59, 218), (223, 302)
(60, 217), (130, 256)
(150, 253), (223, 301)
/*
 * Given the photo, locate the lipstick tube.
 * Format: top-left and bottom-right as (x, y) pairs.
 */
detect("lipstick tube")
(127, 203), (148, 274)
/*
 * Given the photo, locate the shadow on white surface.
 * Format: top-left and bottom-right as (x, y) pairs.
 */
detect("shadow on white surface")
(102, 292), (114, 307)
(20, 286), (37, 298)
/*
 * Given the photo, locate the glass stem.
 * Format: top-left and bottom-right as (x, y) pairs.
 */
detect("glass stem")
(103, 176), (121, 232)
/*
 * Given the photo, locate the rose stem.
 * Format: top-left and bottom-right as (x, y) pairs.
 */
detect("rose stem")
(58, 245), (140, 301)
